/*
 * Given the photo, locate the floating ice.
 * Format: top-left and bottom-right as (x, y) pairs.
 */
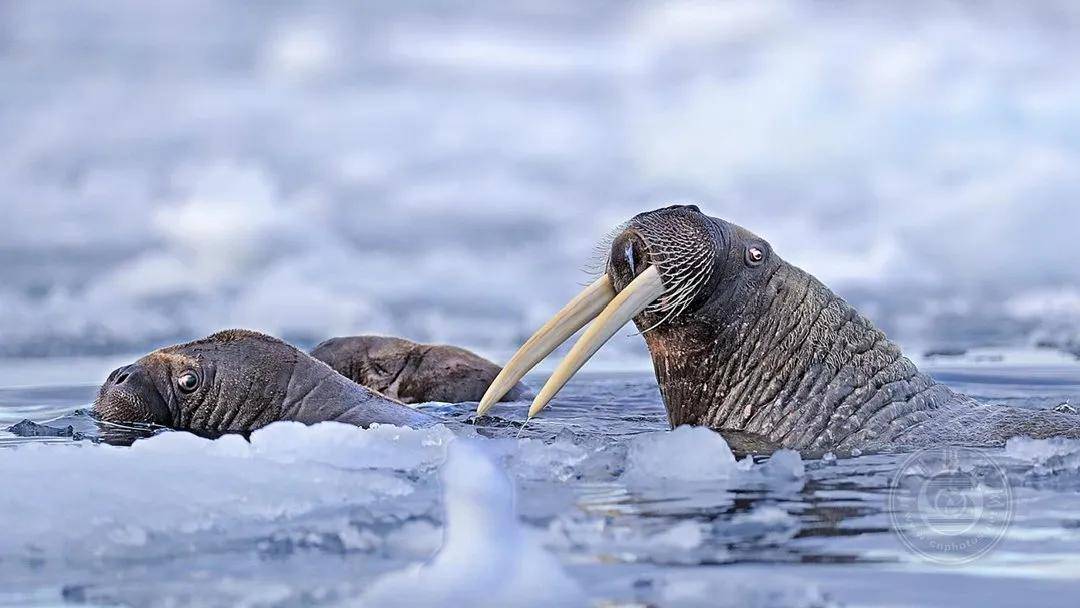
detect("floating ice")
(0, 423), (453, 563)
(504, 435), (591, 482)
(500, 428), (625, 483)
(649, 520), (706, 551)
(1004, 436), (1080, 475)
(358, 440), (586, 607)
(624, 426), (747, 482)
(621, 426), (807, 485)
(246, 420), (455, 471)
(758, 449), (806, 480)
(1005, 436), (1080, 463)
(655, 569), (837, 608)
(728, 506), (801, 546)
(542, 428), (806, 568)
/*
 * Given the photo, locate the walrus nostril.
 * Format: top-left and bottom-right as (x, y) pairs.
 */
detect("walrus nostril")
(112, 364), (134, 385)
(609, 232), (650, 290)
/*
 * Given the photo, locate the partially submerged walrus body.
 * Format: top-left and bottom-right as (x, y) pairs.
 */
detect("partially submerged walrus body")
(312, 335), (532, 405)
(480, 205), (1080, 454)
(94, 330), (438, 435)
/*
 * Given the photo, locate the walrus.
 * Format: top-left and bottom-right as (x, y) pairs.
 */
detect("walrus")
(311, 335), (532, 405)
(478, 205), (1080, 454)
(94, 330), (438, 435)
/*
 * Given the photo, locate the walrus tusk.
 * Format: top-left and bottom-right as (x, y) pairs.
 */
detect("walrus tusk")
(528, 266), (665, 418)
(476, 274), (616, 416)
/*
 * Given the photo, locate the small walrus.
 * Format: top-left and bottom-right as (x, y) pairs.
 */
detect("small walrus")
(480, 205), (1080, 454)
(94, 330), (438, 434)
(311, 336), (532, 405)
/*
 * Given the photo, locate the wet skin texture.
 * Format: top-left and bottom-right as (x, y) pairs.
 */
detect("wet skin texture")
(312, 336), (532, 404)
(94, 330), (438, 435)
(608, 206), (1080, 454)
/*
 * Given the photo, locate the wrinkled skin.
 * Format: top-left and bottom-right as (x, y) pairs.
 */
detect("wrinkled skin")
(312, 336), (532, 405)
(94, 330), (438, 436)
(608, 205), (1080, 454)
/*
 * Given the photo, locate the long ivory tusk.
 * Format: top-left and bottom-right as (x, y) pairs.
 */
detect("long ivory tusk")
(528, 265), (665, 418)
(476, 274), (616, 416)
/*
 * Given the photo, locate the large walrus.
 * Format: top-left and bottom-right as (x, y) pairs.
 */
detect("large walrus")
(94, 330), (438, 434)
(311, 336), (532, 404)
(479, 205), (1080, 454)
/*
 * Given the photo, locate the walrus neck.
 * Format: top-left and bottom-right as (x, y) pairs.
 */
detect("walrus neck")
(647, 262), (964, 451)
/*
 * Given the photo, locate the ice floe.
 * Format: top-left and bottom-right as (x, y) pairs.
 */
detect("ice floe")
(0, 423), (454, 562)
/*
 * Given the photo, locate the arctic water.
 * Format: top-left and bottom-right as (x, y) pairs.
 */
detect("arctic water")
(2, 358), (1080, 608)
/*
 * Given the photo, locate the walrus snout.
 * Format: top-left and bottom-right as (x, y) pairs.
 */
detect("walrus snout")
(619, 206), (723, 291)
(95, 362), (171, 425)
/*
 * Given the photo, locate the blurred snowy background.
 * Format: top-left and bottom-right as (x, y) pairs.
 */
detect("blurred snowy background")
(2, 0), (1080, 363)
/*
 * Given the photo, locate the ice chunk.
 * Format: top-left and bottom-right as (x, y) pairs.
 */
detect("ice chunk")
(248, 421), (456, 471)
(504, 436), (591, 482)
(623, 426), (746, 482)
(498, 428), (626, 483)
(359, 441), (586, 607)
(758, 449), (806, 480)
(728, 506), (801, 545)
(620, 427), (805, 487)
(1005, 436), (1080, 463)
(1004, 436), (1080, 475)
(650, 520), (706, 551)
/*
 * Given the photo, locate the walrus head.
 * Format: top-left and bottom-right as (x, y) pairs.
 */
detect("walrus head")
(311, 335), (532, 405)
(310, 336), (415, 396)
(478, 205), (917, 448)
(95, 329), (437, 435)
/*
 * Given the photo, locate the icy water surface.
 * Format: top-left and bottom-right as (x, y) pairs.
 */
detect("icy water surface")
(2, 364), (1080, 607)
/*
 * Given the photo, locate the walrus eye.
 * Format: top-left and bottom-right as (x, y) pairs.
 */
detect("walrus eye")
(746, 246), (766, 266)
(176, 371), (200, 394)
